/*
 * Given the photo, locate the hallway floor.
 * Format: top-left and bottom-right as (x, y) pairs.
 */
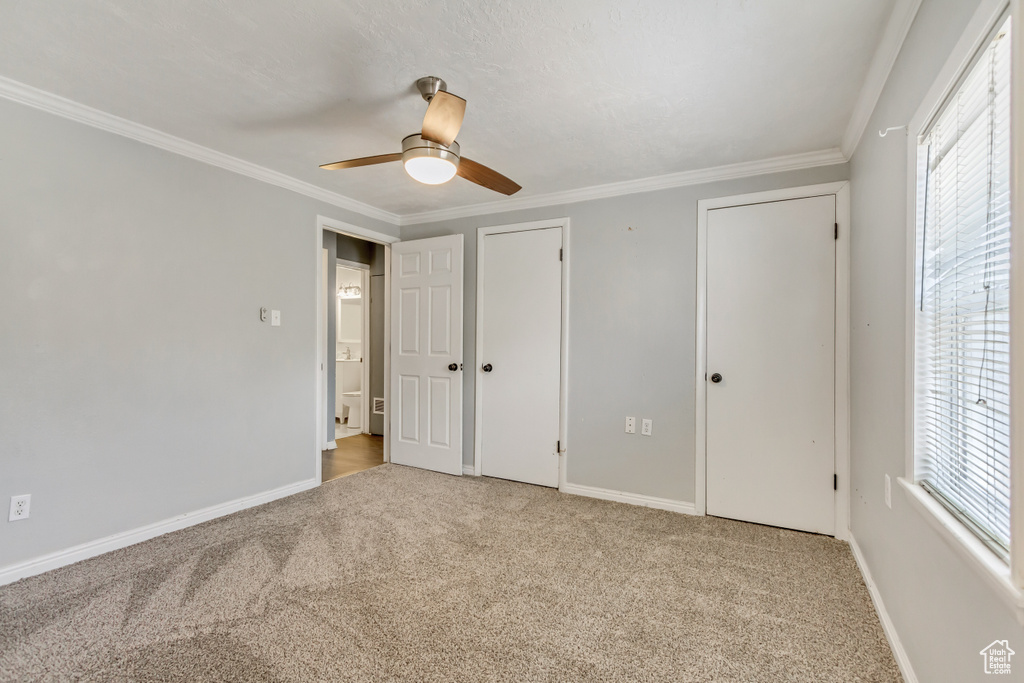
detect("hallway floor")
(322, 422), (384, 482)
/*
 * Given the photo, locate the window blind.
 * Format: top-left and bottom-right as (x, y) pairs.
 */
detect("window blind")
(915, 16), (1012, 557)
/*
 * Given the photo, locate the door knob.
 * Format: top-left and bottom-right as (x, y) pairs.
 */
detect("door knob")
(711, 373), (723, 383)
(482, 363), (493, 373)
(448, 363), (459, 372)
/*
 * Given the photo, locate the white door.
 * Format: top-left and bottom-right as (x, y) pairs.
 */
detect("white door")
(390, 234), (464, 476)
(479, 227), (562, 487)
(705, 195), (835, 535)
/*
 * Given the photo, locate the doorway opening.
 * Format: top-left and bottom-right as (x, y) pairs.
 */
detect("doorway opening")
(317, 217), (396, 484)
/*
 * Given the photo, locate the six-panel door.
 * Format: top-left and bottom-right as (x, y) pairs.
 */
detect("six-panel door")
(389, 234), (464, 476)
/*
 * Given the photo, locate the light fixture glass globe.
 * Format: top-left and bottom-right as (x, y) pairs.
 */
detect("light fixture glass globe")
(404, 156), (457, 185)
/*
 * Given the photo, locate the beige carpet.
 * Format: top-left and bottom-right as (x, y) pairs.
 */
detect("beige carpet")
(0, 465), (900, 682)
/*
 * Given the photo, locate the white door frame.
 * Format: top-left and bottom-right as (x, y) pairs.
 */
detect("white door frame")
(694, 182), (850, 540)
(473, 218), (571, 487)
(335, 258), (372, 434)
(315, 215), (398, 483)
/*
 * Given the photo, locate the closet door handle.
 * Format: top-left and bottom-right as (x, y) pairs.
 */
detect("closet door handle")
(482, 364), (493, 373)
(711, 373), (723, 383)
(448, 363), (459, 372)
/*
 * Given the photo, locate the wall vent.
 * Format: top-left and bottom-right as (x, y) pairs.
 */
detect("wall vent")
(373, 397), (385, 414)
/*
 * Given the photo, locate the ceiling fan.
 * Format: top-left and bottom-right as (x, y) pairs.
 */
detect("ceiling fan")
(320, 77), (521, 196)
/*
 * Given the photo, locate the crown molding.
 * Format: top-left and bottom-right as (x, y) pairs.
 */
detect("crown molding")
(0, 76), (851, 229)
(840, 0), (924, 159)
(0, 76), (402, 226)
(398, 147), (847, 225)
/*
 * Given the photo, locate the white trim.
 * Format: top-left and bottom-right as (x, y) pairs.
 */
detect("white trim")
(462, 465), (476, 476)
(473, 218), (570, 484)
(561, 483), (698, 516)
(1011, 0), (1024, 587)
(316, 216), (395, 482)
(898, 479), (1024, 622)
(400, 149), (847, 226)
(335, 258), (371, 271)
(834, 184), (852, 541)
(0, 76), (401, 226)
(841, 0), (924, 158)
(362, 268), (371, 433)
(848, 534), (920, 683)
(317, 215), (400, 245)
(0, 478), (318, 586)
(694, 181), (851, 540)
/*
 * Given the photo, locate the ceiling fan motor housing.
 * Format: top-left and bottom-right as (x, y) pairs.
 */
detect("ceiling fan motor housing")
(401, 134), (460, 166)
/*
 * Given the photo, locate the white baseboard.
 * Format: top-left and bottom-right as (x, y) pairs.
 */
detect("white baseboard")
(0, 477), (319, 586)
(559, 482), (699, 515)
(848, 534), (917, 683)
(462, 464), (476, 476)
(325, 440), (338, 450)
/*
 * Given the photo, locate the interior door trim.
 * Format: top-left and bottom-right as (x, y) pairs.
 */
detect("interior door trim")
(694, 182), (851, 540)
(473, 218), (570, 488)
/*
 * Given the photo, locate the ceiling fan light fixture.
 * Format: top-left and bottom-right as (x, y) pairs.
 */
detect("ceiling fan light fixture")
(402, 134), (460, 185)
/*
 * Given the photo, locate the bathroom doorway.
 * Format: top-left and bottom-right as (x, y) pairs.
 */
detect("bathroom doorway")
(320, 227), (388, 483)
(335, 262), (368, 440)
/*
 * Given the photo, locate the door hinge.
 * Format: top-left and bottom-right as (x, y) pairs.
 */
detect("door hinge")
(559, 248), (563, 261)
(834, 223), (839, 240)
(834, 474), (838, 490)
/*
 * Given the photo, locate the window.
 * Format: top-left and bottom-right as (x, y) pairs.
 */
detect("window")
(914, 16), (1012, 558)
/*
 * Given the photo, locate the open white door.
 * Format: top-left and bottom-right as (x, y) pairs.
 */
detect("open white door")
(390, 234), (464, 475)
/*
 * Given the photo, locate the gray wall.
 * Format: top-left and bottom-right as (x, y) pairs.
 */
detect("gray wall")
(0, 96), (398, 570)
(368, 274), (385, 436)
(401, 163), (849, 503)
(336, 233), (378, 267)
(849, 0), (1024, 680)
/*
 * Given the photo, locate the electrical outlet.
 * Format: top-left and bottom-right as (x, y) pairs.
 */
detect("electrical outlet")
(271, 310), (281, 327)
(884, 474), (892, 509)
(641, 418), (653, 436)
(625, 417), (636, 434)
(9, 494), (30, 521)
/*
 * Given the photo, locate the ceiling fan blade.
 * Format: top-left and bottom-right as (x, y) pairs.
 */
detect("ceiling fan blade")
(457, 158), (521, 195)
(421, 91), (466, 146)
(320, 152), (401, 170)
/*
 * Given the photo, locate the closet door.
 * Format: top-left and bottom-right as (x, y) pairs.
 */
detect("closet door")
(705, 196), (835, 534)
(479, 227), (562, 488)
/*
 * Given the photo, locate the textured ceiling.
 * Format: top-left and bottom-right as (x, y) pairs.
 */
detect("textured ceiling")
(0, 0), (894, 216)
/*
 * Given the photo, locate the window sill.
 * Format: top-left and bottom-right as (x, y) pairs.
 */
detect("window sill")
(898, 478), (1024, 622)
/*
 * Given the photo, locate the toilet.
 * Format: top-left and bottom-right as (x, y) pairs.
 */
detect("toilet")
(341, 391), (362, 430)
(336, 358), (363, 432)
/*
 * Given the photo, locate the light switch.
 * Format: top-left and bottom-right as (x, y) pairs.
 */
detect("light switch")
(271, 310), (281, 327)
